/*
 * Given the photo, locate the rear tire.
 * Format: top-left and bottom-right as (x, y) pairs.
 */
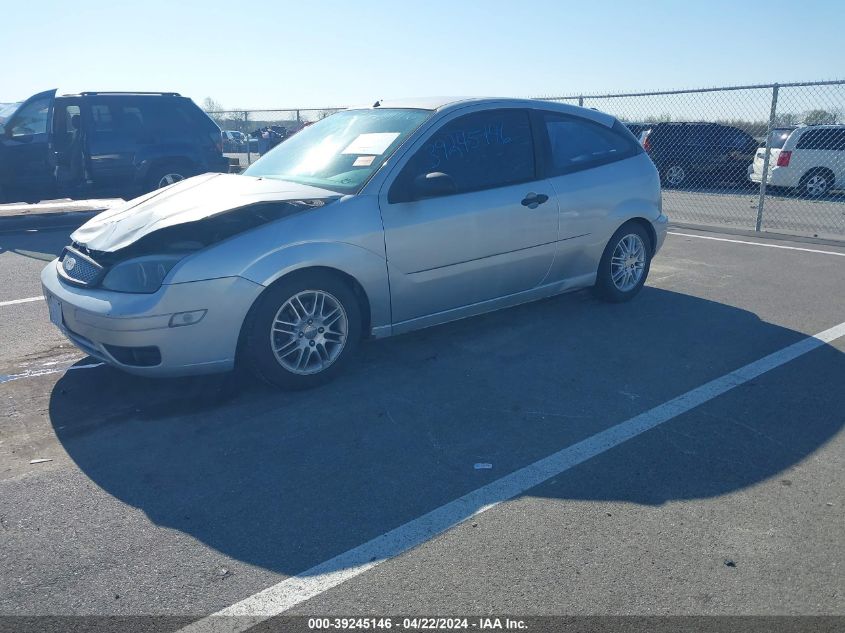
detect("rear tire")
(662, 163), (688, 188)
(146, 162), (193, 191)
(244, 271), (362, 390)
(593, 223), (652, 303)
(798, 168), (834, 198)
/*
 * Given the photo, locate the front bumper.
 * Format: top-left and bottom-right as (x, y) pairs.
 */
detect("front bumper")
(41, 259), (264, 377)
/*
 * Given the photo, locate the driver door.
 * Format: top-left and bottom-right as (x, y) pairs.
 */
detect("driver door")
(379, 107), (558, 326)
(0, 89), (56, 196)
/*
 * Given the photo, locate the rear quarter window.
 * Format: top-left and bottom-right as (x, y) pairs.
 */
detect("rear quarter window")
(179, 98), (221, 132)
(796, 128), (845, 151)
(540, 113), (640, 175)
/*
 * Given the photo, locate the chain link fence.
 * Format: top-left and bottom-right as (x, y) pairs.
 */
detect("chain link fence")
(206, 80), (845, 240)
(207, 107), (344, 167)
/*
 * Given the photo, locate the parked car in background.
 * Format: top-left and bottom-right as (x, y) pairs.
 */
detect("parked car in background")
(640, 122), (758, 187)
(222, 130), (246, 152)
(0, 90), (229, 202)
(42, 97), (667, 389)
(625, 122), (652, 145)
(750, 125), (844, 197)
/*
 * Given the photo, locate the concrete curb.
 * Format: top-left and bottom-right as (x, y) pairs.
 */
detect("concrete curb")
(0, 199), (123, 233)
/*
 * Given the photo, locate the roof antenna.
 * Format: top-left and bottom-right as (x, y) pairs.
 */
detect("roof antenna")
(372, 100), (381, 108)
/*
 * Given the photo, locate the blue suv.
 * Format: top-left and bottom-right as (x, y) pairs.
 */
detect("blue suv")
(0, 90), (229, 202)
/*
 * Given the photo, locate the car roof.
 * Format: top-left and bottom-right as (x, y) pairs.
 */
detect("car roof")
(58, 91), (183, 98)
(793, 124), (845, 131)
(345, 96), (617, 127)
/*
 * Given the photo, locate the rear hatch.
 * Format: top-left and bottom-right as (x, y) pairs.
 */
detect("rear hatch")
(753, 128), (794, 176)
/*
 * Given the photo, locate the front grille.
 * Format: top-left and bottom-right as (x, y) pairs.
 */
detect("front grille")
(59, 247), (104, 286)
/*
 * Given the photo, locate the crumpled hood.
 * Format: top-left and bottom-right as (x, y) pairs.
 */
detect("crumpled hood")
(71, 173), (339, 252)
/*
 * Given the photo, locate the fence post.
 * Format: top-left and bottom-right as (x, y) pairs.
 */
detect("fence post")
(578, 95), (584, 107)
(296, 109), (301, 124)
(244, 110), (251, 165)
(755, 84), (779, 232)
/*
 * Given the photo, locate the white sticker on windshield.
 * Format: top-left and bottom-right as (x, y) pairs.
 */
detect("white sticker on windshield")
(342, 132), (400, 155)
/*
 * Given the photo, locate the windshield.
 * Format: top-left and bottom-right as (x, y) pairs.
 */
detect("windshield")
(0, 101), (22, 125)
(244, 108), (431, 193)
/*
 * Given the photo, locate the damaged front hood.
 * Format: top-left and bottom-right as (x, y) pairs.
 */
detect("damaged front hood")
(71, 173), (340, 252)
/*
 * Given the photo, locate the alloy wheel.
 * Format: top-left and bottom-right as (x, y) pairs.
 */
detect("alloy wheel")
(610, 234), (646, 292)
(270, 290), (348, 375)
(805, 174), (829, 196)
(157, 173), (185, 188)
(666, 165), (686, 186)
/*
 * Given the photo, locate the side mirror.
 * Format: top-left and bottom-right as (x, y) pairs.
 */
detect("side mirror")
(412, 172), (456, 200)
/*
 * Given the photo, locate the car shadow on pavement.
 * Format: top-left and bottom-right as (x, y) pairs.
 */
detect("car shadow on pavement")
(48, 286), (845, 577)
(0, 228), (70, 260)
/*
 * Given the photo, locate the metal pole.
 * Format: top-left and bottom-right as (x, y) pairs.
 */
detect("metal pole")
(578, 95), (584, 107)
(244, 110), (251, 166)
(755, 84), (779, 232)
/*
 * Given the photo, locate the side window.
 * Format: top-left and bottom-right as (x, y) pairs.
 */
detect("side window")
(542, 113), (637, 174)
(8, 96), (51, 137)
(89, 104), (115, 133)
(390, 109), (534, 202)
(798, 128), (845, 151)
(107, 105), (144, 141)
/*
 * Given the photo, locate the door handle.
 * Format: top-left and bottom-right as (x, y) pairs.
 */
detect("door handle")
(521, 192), (549, 209)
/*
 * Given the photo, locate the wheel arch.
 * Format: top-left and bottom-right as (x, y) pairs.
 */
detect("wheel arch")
(138, 156), (197, 183)
(801, 166), (835, 183)
(622, 217), (658, 254)
(235, 265), (374, 369)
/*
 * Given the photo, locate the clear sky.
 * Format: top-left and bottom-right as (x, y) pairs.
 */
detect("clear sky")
(3, 0), (842, 110)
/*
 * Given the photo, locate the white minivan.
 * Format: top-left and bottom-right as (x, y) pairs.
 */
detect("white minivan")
(750, 125), (845, 197)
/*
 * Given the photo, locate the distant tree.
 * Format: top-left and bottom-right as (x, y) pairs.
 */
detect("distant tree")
(774, 112), (800, 126)
(804, 109), (837, 125)
(203, 97), (225, 113)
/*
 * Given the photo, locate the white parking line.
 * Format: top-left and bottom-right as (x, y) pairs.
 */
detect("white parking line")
(179, 319), (845, 632)
(0, 362), (103, 385)
(668, 231), (845, 257)
(0, 296), (43, 307)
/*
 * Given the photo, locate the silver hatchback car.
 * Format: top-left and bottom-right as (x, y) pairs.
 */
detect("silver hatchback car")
(42, 97), (667, 389)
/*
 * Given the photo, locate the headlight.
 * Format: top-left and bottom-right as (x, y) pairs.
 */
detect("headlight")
(101, 254), (185, 293)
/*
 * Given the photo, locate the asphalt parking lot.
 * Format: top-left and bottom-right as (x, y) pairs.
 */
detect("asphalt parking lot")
(0, 220), (843, 629)
(662, 187), (845, 240)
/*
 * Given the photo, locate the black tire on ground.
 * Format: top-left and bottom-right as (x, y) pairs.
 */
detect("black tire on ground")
(593, 222), (653, 303)
(146, 162), (194, 192)
(661, 163), (688, 188)
(798, 168), (834, 198)
(244, 271), (363, 390)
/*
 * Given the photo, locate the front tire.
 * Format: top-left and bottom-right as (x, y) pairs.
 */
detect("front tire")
(593, 223), (652, 303)
(245, 271), (362, 390)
